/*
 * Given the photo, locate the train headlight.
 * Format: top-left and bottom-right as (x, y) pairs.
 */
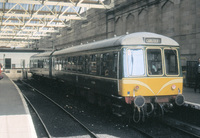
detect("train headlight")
(175, 94), (185, 106)
(171, 84), (176, 90)
(134, 85), (140, 91)
(134, 95), (145, 108)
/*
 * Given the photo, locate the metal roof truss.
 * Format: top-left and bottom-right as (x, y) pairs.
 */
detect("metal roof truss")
(0, 0), (111, 48)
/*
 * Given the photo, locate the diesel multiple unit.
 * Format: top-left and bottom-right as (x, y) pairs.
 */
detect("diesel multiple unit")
(30, 32), (184, 122)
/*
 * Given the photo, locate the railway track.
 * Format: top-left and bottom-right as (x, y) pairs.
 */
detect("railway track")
(15, 78), (200, 138)
(15, 80), (99, 138)
(129, 117), (200, 138)
(22, 93), (51, 138)
(161, 117), (200, 138)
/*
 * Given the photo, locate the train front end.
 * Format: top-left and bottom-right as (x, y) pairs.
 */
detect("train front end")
(119, 38), (184, 122)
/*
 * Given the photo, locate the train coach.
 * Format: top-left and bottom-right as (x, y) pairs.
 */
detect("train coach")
(30, 32), (184, 122)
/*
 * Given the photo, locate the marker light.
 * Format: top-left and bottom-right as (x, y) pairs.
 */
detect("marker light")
(171, 84), (176, 90)
(134, 85), (140, 91)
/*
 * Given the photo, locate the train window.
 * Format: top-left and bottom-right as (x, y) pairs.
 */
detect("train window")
(100, 53), (109, 76)
(72, 57), (77, 72)
(100, 53), (117, 77)
(35, 59), (38, 68)
(89, 54), (97, 75)
(55, 58), (59, 70)
(67, 57), (71, 71)
(63, 58), (67, 71)
(124, 49), (145, 77)
(113, 52), (118, 78)
(38, 59), (43, 68)
(52, 58), (55, 69)
(77, 56), (83, 73)
(60, 58), (64, 71)
(85, 55), (89, 74)
(164, 49), (178, 75)
(147, 49), (163, 75)
(43, 59), (48, 69)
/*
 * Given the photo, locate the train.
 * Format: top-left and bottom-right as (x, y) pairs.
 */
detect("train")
(30, 32), (184, 122)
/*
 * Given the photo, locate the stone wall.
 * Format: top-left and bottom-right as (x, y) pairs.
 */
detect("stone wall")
(38, 0), (200, 66)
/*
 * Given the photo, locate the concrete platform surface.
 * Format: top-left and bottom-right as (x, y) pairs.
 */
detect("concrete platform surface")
(183, 87), (200, 105)
(0, 73), (37, 138)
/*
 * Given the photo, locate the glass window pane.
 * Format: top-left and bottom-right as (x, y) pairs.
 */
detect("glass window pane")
(147, 49), (163, 75)
(126, 49), (145, 76)
(164, 49), (178, 75)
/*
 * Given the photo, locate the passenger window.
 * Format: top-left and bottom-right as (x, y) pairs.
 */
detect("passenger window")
(62, 58), (67, 71)
(43, 59), (48, 69)
(67, 57), (71, 71)
(77, 56), (83, 73)
(54, 58), (58, 70)
(38, 59), (44, 68)
(89, 54), (97, 75)
(33, 59), (37, 68)
(72, 57), (77, 72)
(60, 58), (65, 71)
(100, 53), (110, 77)
(112, 52), (118, 78)
(85, 55), (89, 74)
(58, 58), (62, 71)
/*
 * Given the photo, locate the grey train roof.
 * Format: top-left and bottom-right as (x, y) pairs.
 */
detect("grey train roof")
(53, 32), (179, 56)
(30, 51), (53, 58)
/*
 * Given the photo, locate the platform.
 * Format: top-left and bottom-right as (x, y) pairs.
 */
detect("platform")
(0, 73), (37, 138)
(183, 86), (200, 110)
(183, 87), (200, 104)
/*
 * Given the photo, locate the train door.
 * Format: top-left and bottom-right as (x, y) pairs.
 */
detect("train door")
(5, 58), (11, 69)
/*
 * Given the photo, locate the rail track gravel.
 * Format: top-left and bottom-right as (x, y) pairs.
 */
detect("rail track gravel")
(15, 80), (98, 138)
(14, 78), (200, 138)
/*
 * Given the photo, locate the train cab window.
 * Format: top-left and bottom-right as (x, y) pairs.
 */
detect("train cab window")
(164, 49), (179, 75)
(147, 49), (163, 75)
(124, 49), (145, 77)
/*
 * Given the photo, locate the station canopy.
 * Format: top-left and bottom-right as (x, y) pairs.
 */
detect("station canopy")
(0, 0), (111, 48)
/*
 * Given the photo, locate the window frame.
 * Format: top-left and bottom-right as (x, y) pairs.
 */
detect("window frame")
(164, 48), (180, 77)
(125, 48), (146, 77)
(146, 47), (164, 77)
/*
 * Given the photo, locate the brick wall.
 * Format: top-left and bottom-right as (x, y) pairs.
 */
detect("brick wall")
(38, 0), (200, 66)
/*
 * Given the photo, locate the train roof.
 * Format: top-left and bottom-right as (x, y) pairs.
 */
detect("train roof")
(53, 32), (179, 56)
(30, 51), (53, 58)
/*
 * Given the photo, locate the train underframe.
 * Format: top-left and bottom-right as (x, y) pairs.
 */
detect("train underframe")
(75, 87), (184, 123)
(111, 94), (185, 123)
(31, 74), (184, 123)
